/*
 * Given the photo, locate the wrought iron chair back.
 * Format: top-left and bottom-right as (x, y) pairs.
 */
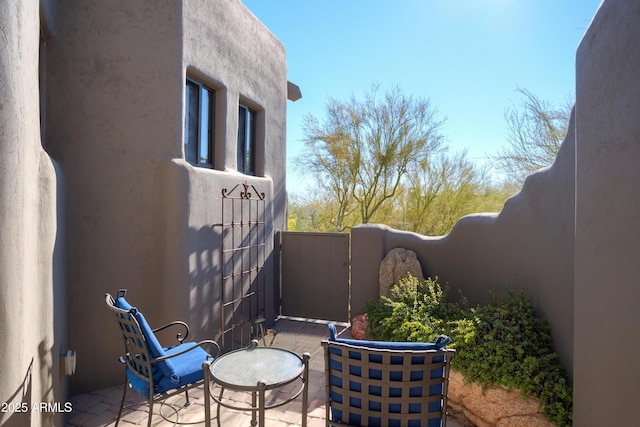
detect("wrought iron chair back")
(106, 290), (220, 427)
(323, 339), (456, 427)
(109, 298), (155, 391)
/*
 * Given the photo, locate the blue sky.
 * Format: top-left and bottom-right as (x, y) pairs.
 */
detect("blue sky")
(241, 0), (603, 195)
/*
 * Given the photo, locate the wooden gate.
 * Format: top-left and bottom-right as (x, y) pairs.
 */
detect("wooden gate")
(279, 232), (350, 322)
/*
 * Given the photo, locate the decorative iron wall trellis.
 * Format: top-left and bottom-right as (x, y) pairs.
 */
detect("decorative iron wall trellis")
(214, 182), (266, 352)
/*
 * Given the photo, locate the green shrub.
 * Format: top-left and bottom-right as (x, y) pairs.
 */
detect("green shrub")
(364, 275), (573, 426)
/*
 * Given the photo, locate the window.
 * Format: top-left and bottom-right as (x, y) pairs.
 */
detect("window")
(184, 79), (214, 167)
(237, 104), (256, 175)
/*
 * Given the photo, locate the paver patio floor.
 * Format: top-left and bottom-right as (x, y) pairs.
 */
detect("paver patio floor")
(67, 318), (463, 427)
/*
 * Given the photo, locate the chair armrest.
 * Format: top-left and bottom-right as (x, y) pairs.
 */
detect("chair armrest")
(152, 321), (190, 343)
(152, 339), (221, 363)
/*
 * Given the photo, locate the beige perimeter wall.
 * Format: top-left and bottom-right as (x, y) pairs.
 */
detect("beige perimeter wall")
(352, 112), (576, 375)
(353, 1), (640, 423)
(0, 0), (67, 426)
(573, 0), (640, 425)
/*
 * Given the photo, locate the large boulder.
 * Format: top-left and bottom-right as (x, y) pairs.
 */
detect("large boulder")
(447, 370), (554, 427)
(378, 248), (424, 297)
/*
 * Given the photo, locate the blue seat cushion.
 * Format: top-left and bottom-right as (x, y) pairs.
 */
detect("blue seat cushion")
(114, 296), (208, 397)
(163, 343), (209, 390)
(126, 343), (208, 396)
(328, 323), (450, 350)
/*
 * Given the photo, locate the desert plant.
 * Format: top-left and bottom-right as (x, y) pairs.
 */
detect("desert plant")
(365, 276), (573, 426)
(365, 275), (469, 343)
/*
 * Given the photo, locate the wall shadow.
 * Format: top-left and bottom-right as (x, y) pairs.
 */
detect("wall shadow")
(185, 182), (276, 354)
(0, 360), (32, 427)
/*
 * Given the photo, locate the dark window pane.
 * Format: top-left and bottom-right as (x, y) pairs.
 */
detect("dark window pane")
(200, 87), (213, 165)
(237, 104), (255, 175)
(238, 105), (247, 173)
(246, 109), (255, 174)
(185, 80), (199, 165)
(185, 79), (215, 167)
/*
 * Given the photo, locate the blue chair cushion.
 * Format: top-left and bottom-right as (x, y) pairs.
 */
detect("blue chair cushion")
(327, 324), (450, 427)
(114, 296), (208, 397)
(163, 343), (209, 389)
(328, 323), (451, 350)
(125, 343), (208, 396)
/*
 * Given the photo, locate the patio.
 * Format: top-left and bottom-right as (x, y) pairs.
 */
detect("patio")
(66, 318), (464, 427)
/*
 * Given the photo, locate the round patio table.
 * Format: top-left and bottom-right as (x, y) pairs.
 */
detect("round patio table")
(204, 341), (310, 427)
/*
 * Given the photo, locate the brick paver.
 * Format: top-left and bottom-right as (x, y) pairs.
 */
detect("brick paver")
(66, 318), (463, 426)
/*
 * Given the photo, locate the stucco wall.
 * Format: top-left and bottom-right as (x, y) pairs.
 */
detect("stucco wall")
(168, 0), (287, 344)
(573, 0), (640, 424)
(0, 0), (66, 425)
(45, 0), (288, 393)
(352, 3), (640, 421)
(45, 0), (183, 394)
(351, 113), (576, 375)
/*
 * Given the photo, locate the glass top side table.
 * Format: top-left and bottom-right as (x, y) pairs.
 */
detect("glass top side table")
(203, 341), (310, 427)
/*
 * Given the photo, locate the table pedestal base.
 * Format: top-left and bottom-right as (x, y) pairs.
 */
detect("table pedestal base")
(204, 350), (310, 427)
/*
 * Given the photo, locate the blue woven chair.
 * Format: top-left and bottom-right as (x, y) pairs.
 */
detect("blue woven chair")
(322, 324), (455, 427)
(106, 290), (221, 426)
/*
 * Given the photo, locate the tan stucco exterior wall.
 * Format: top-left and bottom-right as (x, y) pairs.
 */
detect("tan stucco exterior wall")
(42, 0), (288, 394)
(573, 1), (640, 424)
(1, 0), (288, 412)
(0, 0), (66, 425)
(167, 0), (288, 345)
(44, 0), (183, 394)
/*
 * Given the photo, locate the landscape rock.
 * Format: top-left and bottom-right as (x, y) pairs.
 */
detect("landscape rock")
(378, 248), (424, 297)
(350, 314), (368, 340)
(447, 370), (554, 427)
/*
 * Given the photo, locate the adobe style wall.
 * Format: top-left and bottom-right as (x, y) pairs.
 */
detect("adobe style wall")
(352, 111), (576, 375)
(166, 0), (288, 351)
(0, 0), (67, 425)
(44, 0), (287, 394)
(573, 1), (640, 424)
(353, 2), (640, 423)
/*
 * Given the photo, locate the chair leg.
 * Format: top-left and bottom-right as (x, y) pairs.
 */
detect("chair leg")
(147, 398), (153, 427)
(184, 388), (190, 406)
(115, 379), (128, 426)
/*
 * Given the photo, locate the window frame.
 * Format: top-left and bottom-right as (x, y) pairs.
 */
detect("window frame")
(184, 78), (215, 168)
(237, 103), (257, 175)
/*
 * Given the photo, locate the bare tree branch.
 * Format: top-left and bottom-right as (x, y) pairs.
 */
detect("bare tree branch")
(492, 87), (572, 185)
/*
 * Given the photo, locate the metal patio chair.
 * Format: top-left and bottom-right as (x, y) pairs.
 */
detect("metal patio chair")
(106, 289), (221, 426)
(323, 324), (456, 427)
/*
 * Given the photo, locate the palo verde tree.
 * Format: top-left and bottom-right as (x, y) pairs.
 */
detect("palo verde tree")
(493, 87), (573, 187)
(296, 85), (446, 231)
(396, 149), (496, 236)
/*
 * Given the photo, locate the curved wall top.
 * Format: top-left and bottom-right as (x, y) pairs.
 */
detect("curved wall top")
(352, 100), (576, 376)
